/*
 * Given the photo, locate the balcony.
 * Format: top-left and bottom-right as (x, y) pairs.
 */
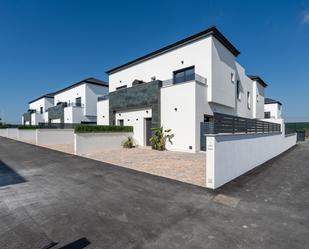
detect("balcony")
(66, 102), (84, 108)
(162, 73), (207, 87)
(98, 95), (109, 101)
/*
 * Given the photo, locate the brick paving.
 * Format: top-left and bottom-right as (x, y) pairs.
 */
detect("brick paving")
(37, 144), (206, 187)
(84, 148), (206, 187)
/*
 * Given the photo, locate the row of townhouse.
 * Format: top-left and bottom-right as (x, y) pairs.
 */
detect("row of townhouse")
(22, 26), (282, 152)
(22, 78), (108, 125)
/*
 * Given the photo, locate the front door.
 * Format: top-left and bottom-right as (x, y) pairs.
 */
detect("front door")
(118, 119), (124, 126)
(145, 118), (152, 146)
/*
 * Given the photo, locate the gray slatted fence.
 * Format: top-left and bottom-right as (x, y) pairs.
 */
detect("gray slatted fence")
(213, 112), (281, 134)
(200, 113), (281, 151)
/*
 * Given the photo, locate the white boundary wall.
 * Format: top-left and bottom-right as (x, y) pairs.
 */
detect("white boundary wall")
(74, 132), (133, 155)
(206, 133), (297, 189)
(7, 128), (19, 139)
(36, 129), (74, 145)
(0, 129), (8, 137)
(18, 130), (37, 142)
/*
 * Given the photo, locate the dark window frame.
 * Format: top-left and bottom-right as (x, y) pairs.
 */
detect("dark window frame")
(173, 66), (195, 84)
(116, 85), (127, 90)
(75, 97), (82, 107)
(264, 112), (271, 119)
(236, 80), (240, 100)
(247, 91), (251, 109)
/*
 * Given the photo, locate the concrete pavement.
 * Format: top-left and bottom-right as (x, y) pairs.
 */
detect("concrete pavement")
(0, 137), (308, 249)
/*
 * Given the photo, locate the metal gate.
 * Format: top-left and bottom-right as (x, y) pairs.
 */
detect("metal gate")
(296, 131), (305, 142)
(200, 122), (214, 151)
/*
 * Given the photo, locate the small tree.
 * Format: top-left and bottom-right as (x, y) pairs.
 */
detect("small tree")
(149, 127), (174, 151)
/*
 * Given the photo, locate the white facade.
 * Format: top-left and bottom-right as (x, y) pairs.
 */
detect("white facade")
(161, 81), (200, 152)
(115, 108), (152, 146)
(97, 99), (109, 125)
(53, 83), (107, 124)
(107, 35), (260, 119)
(29, 97), (54, 114)
(264, 102), (282, 119)
(98, 27), (268, 152)
(25, 97), (54, 125)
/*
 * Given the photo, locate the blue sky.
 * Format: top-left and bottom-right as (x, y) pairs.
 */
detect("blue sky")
(0, 0), (308, 123)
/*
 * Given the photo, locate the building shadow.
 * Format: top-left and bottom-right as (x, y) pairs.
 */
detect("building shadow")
(58, 237), (91, 249)
(0, 160), (26, 187)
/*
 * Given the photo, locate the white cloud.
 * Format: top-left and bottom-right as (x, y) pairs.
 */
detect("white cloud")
(302, 11), (309, 24)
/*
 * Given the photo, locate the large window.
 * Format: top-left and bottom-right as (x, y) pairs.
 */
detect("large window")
(173, 66), (195, 84)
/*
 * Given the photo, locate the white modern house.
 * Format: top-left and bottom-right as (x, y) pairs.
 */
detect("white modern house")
(264, 97), (282, 119)
(23, 77), (108, 125)
(97, 26), (269, 152)
(22, 93), (54, 125)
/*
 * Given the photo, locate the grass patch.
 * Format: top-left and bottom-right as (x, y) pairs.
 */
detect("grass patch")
(75, 125), (133, 133)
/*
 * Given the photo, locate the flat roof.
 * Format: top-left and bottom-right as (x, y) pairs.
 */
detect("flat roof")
(106, 26), (240, 75)
(265, 97), (282, 105)
(52, 77), (108, 95)
(28, 93), (54, 104)
(248, 75), (268, 88)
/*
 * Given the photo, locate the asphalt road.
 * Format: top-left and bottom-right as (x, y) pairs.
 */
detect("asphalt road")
(0, 137), (308, 249)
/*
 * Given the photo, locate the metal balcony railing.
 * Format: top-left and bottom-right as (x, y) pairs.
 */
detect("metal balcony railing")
(162, 73), (207, 87)
(66, 102), (84, 108)
(98, 95), (109, 101)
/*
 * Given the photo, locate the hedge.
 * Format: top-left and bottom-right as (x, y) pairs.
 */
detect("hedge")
(18, 125), (39, 130)
(285, 122), (309, 131)
(75, 125), (133, 133)
(0, 123), (8, 129)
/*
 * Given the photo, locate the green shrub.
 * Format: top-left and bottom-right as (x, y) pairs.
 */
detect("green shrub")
(0, 123), (8, 129)
(149, 127), (174, 151)
(122, 136), (135, 148)
(75, 125), (133, 133)
(18, 125), (39, 130)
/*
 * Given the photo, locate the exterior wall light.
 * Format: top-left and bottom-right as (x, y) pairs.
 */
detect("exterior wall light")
(174, 108), (178, 111)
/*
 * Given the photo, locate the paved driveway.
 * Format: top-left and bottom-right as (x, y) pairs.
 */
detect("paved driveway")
(0, 137), (308, 249)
